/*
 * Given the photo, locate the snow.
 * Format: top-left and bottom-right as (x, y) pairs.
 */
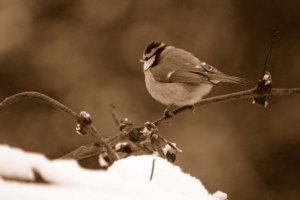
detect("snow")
(0, 144), (227, 200)
(212, 191), (228, 200)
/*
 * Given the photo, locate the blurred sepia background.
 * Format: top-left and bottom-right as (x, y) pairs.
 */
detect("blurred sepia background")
(0, 0), (299, 199)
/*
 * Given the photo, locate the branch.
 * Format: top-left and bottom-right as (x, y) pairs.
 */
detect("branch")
(0, 91), (117, 163)
(153, 87), (300, 126)
(2, 33), (298, 165)
(61, 87), (300, 160)
(0, 92), (79, 119)
(60, 143), (104, 160)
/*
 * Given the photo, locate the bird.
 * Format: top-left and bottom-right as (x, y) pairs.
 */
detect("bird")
(140, 41), (248, 113)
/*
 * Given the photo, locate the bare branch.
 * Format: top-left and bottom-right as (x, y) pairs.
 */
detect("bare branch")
(0, 91), (117, 163)
(0, 91), (79, 119)
(261, 31), (279, 79)
(153, 87), (300, 126)
(61, 87), (300, 160)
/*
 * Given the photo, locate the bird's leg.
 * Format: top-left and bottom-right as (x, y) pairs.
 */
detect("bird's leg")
(163, 104), (174, 117)
(163, 104), (175, 124)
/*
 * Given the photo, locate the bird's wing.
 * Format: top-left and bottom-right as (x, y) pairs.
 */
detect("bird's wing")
(150, 47), (224, 84)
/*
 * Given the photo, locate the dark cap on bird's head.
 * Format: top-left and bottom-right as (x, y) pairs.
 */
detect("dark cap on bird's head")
(145, 41), (163, 54)
(142, 41), (166, 62)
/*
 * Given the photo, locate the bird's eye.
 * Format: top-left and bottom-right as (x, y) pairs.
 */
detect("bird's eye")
(144, 53), (154, 61)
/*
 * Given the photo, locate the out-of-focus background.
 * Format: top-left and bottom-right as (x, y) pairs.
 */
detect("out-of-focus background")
(0, 0), (299, 199)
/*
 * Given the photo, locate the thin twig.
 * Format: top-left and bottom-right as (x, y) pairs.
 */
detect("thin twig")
(110, 103), (121, 127)
(149, 159), (156, 181)
(60, 143), (104, 160)
(261, 31), (279, 79)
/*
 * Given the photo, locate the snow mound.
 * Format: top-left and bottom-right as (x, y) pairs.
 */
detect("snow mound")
(0, 144), (227, 200)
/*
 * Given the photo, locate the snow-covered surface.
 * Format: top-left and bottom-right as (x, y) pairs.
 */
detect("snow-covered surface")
(0, 144), (227, 200)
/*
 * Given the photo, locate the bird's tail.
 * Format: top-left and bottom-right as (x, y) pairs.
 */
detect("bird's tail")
(209, 74), (249, 85)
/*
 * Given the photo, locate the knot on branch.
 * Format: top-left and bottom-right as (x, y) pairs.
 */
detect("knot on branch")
(76, 111), (92, 135)
(112, 120), (182, 162)
(253, 71), (272, 107)
(127, 121), (155, 142)
(98, 153), (112, 168)
(114, 142), (133, 154)
(162, 143), (179, 163)
(119, 118), (133, 132)
(151, 133), (181, 163)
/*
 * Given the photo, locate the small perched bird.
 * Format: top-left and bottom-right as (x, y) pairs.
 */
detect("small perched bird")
(141, 41), (248, 109)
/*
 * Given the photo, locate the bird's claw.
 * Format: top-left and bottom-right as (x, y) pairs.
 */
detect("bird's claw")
(162, 105), (176, 125)
(188, 105), (196, 113)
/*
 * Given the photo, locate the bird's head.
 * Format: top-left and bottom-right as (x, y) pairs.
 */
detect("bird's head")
(141, 41), (166, 71)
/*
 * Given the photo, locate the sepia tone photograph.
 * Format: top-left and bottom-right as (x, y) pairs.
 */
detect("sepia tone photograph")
(0, 1), (299, 200)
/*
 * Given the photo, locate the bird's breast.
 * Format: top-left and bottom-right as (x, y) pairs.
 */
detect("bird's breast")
(144, 70), (213, 106)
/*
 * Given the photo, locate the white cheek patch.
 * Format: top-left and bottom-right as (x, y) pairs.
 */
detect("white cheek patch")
(143, 56), (156, 71)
